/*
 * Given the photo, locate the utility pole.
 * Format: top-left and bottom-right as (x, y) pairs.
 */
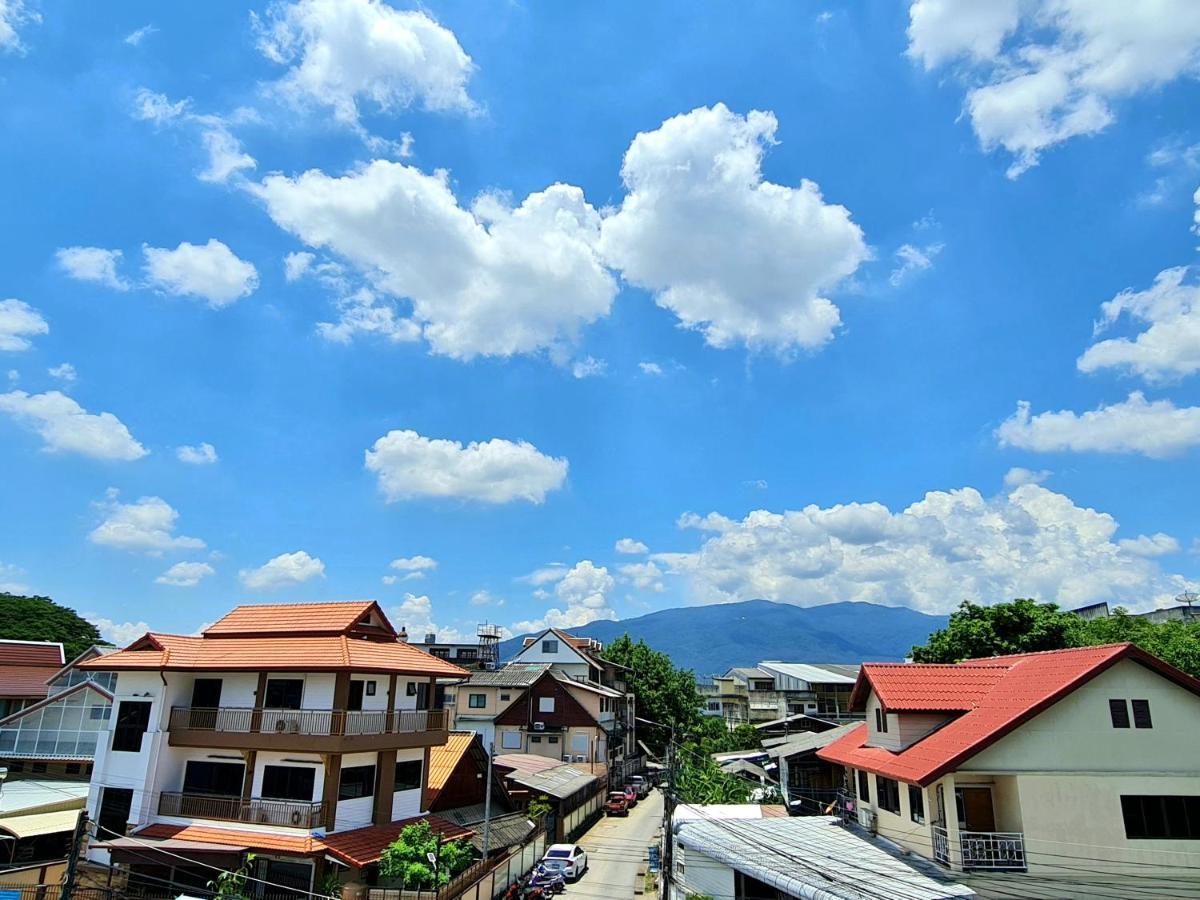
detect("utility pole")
(661, 728), (676, 900)
(59, 809), (87, 900)
(482, 741), (494, 857)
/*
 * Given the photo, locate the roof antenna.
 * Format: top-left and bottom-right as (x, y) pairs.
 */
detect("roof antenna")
(1177, 590), (1199, 610)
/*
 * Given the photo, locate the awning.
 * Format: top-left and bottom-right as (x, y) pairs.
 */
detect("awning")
(0, 809), (79, 839)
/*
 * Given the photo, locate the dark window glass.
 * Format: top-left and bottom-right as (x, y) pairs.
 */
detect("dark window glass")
(878, 777), (901, 814)
(183, 761), (244, 796)
(416, 682), (430, 711)
(469, 693), (486, 708)
(113, 701), (152, 752)
(394, 760), (422, 792)
(65, 763), (81, 775)
(909, 785), (925, 824)
(1122, 796), (1200, 839)
(339, 765), (376, 800)
(857, 769), (870, 803)
(406, 682), (417, 696)
(264, 679), (303, 710)
(542, 640), (559, 654)
(261, 765), (316, 802)
(31, 762), (47, 773)
(191, 678), (223, 708)
(96, 787), (133, 840)
(1109, 699), (1130, 728)
(1132, 699), (1153, 729)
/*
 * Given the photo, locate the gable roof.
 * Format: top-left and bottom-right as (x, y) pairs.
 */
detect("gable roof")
(819, 643), (1200, 786)
(203, 600), (391, 637)
(44, 645), (116, 686)
(0, 680), (113, 728)
(518, 628), (603, 660)
(426, 732), (477, 806)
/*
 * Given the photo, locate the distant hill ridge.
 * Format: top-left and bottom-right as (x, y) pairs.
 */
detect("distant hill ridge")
(499, 599), (947, 674)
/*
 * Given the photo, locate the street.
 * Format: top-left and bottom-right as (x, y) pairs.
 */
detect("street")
(563, 789), (663, 900)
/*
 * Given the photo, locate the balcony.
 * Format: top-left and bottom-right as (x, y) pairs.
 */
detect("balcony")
(932, 825), (1027, 871)
(158, 791), (323, 829)
(167, 706), (448, 752)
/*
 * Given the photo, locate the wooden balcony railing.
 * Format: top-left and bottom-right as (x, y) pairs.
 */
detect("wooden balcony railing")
(158, 791), (323, 829)
(169, 706), (447, 737)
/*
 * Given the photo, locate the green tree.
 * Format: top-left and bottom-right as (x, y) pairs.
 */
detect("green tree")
(208, 853), (256, 899)
(910, 599), (1081, 663)
(675, 751), (752, 805)
(602, 634), (702, 752)
(0, 593), (104, 660)
(379, 821), (474, 889)
(911, 599), (1200, 678)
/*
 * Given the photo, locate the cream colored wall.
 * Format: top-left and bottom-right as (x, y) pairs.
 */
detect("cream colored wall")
(863, 691), (949, 751)
(962, 659), (1200, 774)
(855, 768), (936, 859)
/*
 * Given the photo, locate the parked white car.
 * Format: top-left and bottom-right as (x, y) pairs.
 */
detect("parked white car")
(541, 843), (588, 880)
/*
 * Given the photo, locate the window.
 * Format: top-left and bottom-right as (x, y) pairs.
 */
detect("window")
(1122, 796), (1200, 839)
(264, 679), (303, 710)
(365, 681), (376, 696)
(89, 706), (110, 721)
(184, 761), (244, 797)
(406, 682), (417, 696)
(539, 697), (555, 713)
(500, 693), (511, 702)
(857, 769), (870, 803)
(874, 708), (889, 733)
(1110, 699), (1130, 728)
(548, 735), (559, 744)
(338, 765), (376, 801)
(261, 765), (316, 802)
(909, 785), (925, 824)
(112, 701), (151, 753)
(96, 787), (133, 841)
(878, 777), (901, 814)
(531, 735), (542, 743)
(706, 701), (720, 712)
(394, 760), (422, 792)
(31, 762), (47, 774)
(501, 731), (522, 750)
(1132, 699), (1153, 729)
(542, 640), (559, 654)
(468, 693), (486, 709)
(65, 763), (81, 776)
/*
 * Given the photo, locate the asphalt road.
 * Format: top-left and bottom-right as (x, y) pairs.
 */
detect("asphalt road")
(562, 789), (664, 900)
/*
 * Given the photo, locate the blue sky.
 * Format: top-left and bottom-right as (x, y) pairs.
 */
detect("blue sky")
(1, 0), (1199, 645)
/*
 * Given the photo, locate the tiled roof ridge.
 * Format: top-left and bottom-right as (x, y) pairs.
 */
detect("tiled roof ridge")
(864, 662), (1012, 670)
(966, 641), (1131, 663)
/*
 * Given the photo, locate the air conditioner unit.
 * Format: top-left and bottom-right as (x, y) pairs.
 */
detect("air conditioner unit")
(533, 722), (546, 731)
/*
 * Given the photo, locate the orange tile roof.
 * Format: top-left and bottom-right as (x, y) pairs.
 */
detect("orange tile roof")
(79, 631), (469, 678)
(134, 816), (473, 868)
(0, 665), (59, 699)
(426, 732), (477, 806)
(819, 643), (1200, 786)
(0, 641), (65, 668)
(320, 815), (474, 867)
(204, 600), (385, 636)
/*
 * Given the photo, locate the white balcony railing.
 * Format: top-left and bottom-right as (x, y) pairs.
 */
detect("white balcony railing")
(931, 825), (1026, 871)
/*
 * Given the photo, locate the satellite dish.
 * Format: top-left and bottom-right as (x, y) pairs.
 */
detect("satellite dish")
(1177, 591), (1199, 610)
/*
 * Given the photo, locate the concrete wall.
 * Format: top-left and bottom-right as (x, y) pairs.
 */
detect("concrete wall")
(390, 747), (425, 820)
(669, 839), (735, 900)
(334, 750), (377, 832)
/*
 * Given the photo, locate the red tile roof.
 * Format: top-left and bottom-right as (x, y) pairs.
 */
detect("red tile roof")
(0, 641), (65, 668)
(819, 643), (1200, 787)
(0, 665), (59, 699)
(203, 600), (389, 637)
(320, 815), (474, 867)
(134, 815), (472, 868)
(78, 606), (469, 678)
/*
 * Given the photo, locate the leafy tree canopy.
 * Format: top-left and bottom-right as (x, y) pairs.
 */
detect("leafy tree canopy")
(602, 633), (702, 752)
(379, 821), (474, 889)
(0, 593), (104, 660)
(911, 599), (1200, 677)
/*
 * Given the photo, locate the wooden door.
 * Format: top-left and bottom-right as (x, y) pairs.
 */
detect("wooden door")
(958, 787), (996, 831)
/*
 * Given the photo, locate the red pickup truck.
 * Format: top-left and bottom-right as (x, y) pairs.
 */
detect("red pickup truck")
(605, 791), (630, 816)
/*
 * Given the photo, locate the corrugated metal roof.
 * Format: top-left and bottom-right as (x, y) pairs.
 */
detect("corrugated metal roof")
(0, 641), (65, 668)
(819, 643), (1200, 786)
(676, 816), (974, 899)
(758, 662), (859, 685)
(764, 723), (861, 760)
(0, 808), (79, 839)
(463, 664), (551, 687)
(0, 780), (88, 817)
(506, 764), (598, 799)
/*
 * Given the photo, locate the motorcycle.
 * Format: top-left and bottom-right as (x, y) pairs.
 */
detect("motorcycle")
(528, 864), (567, 894)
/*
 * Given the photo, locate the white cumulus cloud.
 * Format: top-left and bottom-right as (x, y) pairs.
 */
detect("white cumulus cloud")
(1077, 266), (1200, 383)
(599, 103), (869, 353)
(142, 239), (259, 307)
(1118, 533), (1181, 558)
(654, 484), (1191, 613)
(90, 494), (205, 554)
(389, 592), (462, 642)
(571, 356), (606, 379)
(0, 390), (147, 460)
(176, 442), (218, 465)
(638, 362), (663, 376)
(1003, 466), (1052, 488)
(155, 561), (215, 587)
(619, 561), (664, 592)
(615, 538), (649, 555)
(0, 299), (48, 351)
(365, 429), (567, 504)
(907, 0), (1200, 177)
(56, 247), (130, 290)
(511, 560), (617, 633)
(239, 550), (326, 590)
(996, 393), (1200, 459)
(390, 555), (437, 572)
(47, 363), (76, 383)
(0, 0), (39, 53)
(132, 88), (256, 184)
(889, 242), (944, 287)
(254, 0), (476, 130)
(252, 161), (615, 359)
(85, 615), (152, 647)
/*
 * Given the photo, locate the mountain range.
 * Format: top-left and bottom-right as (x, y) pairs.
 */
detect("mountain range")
(498, 599), (948, 674)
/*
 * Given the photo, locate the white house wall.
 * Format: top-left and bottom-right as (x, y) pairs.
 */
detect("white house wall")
(391, 747), (425, 820)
